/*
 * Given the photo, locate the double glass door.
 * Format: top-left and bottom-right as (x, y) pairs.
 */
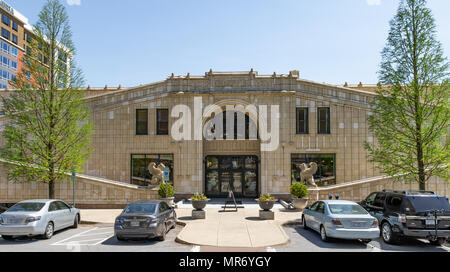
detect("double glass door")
(205, 155), (258, 198)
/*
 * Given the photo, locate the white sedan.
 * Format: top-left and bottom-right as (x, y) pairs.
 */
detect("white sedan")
(302, 200), (380, 242)
(0, 199), (80, 240)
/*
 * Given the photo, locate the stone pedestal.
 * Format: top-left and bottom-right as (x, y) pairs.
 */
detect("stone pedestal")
(259, 210), (275, 220)
(192, 209), (206, 219)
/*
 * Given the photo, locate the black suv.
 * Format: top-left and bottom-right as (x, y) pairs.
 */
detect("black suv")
(360, 190), (450, 245)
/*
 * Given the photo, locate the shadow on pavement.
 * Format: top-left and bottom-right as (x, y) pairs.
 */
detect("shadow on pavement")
(245, 217), (263, 221)
(288, 225), (369, 250)
(101, 226), (182, 247)
(371, 237), (448, 252)
(0, 227), (73, 245)
(177, 216), (195, 221)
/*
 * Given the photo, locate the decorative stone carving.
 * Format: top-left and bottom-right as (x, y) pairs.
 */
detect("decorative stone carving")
(148, 162), (166, 185)
(299, 162), (318, 187)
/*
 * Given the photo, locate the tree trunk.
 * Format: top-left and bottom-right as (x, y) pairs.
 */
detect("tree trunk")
(49, 179), (55, 199)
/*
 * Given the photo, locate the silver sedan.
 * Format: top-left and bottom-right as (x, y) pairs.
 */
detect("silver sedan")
(302, 200), (380, 242)
(0, 199), (80, 240)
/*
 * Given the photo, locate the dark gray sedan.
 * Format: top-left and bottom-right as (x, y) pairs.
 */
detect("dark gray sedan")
(114, 200), (177, 241)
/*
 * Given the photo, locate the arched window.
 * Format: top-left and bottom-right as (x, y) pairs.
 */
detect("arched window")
(207, 110), (257, 140)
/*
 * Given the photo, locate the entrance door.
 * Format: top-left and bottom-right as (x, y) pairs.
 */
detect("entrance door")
(205, 155), (258, 198)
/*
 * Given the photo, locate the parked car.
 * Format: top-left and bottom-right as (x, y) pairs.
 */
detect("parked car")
(0, 199), (80, 240)
(114, 200), (177, 241)
(302, 200), (380, 242)
(360, 190), (450, 245)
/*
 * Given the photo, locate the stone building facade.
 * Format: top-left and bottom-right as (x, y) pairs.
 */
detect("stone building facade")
(0, 69), (448, 207)
(83, 70), (383, 199)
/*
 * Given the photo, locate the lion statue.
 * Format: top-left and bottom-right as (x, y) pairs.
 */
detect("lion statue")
(299, 162), (318, 187)
(148, 162), (166, 185)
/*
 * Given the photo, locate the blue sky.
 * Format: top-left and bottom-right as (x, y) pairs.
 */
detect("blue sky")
(7, 0), (450, 87)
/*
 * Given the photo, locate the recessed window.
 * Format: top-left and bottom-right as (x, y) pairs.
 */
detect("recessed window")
(131, 154), (173, 186)
(2, 14), (10, 27)
(291, 154), (336, 187)
(136, 109), (148, 135)
(12, 21), (17, 31)
(1, 28), (10, 40)
(296, 108), (309, 134)
(11, 33), (17, 44)
(157, 109), (169, 135)
(317, 107), (331, 134)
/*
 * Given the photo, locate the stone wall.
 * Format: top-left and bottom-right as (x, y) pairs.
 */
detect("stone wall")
(0, 162), (159, 208)
(308, 175), (449, 202)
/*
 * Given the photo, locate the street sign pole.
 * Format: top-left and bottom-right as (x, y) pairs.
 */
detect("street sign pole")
(72, 168), (76, 207)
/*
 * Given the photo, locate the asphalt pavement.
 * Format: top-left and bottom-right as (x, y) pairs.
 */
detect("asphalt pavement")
(0, 224), (449, 252)
(276, 225), (450, 252)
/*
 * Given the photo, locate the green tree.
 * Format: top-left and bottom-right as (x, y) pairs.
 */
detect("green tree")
(365, 0), (449, 190)
(1, 0), (92, 199)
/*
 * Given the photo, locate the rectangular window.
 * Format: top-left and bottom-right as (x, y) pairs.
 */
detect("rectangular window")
(11, 33), (17, 44)
(10, 46), (17, 57)
(2, 14), (10, 26)
(136, 109), (148, 135)
(291, 154), (336, 187)
(296, 108), (309, 134)
(1, 28), (10, 40)
(317, 107), (331, 134)
(12, 21), (17, 31)
(157, 109), (169, 135)
(131, 154), (174, 186)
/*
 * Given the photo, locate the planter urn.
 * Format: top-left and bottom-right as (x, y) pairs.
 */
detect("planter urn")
(256, 199), (277, 211)
(292, 197), (308, 210)
(190, 199), (210, 211)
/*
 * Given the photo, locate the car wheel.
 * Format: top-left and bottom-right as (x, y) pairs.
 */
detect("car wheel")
(1, 235), (14, 241)
(320, 225), (329, 242)
(381, 222), (397, 244)
(429, 238), (446, 246)
(302, 216), (309, 230)
(72, 214), (79, 229)
(158, 224), (167, 241)
(43, 222), (54, 240)
(116, 236), (126, 241)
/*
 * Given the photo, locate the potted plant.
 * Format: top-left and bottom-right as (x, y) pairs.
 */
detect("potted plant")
(189, 193), (210, 211)
(158, 183), (175, 206)
(290, 182), (309, 210)
(256, 193), (277, 211)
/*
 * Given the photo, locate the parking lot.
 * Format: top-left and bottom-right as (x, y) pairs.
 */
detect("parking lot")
(0, 224), (193, 252)
(276, 225), (450, 252)
(0, 224), (449, 252)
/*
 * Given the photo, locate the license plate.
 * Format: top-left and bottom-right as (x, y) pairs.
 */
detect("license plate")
(352, 222), (363, 227)
(130, 221), (140, 227)
(426, 220), (436, 225)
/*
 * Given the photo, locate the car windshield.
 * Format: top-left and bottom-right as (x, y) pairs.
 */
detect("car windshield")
(407, 197), (450, 212)
(123, 204), (156, 214)
(329, 204), (368, 215)
(8, 202), (45, 212)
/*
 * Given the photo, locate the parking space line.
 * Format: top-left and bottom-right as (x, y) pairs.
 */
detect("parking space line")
(52, 228), (99, 245)
(93, 235), (114, 245)
(78, 231), (113, 237)
(63, 238), (109, 244)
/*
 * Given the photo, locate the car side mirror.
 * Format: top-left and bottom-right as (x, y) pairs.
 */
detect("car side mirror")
(361, 200), (366, 206)
(305, 207), (310, 210)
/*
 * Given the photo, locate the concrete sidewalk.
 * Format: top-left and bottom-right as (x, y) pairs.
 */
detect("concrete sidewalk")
(79, 208), (302, 248)
(176, 208), (302, 248)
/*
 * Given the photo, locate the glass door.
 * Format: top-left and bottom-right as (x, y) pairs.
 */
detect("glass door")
(205, 155), (258, 198)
